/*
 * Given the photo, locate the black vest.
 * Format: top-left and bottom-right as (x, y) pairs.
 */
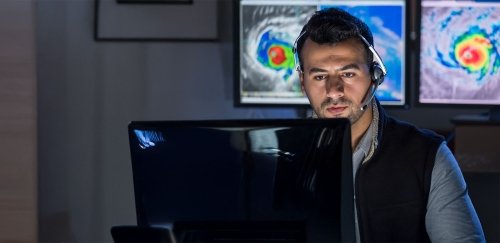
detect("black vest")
(355, 106), (444, 242)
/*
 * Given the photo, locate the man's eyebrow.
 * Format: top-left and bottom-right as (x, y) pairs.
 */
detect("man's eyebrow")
(338, 63), (361, 71)
(309, 67), (328, 73)
(307, 63), (361, 73)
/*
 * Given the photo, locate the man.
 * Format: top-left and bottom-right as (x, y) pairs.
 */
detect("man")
(294, 8), (485, 242)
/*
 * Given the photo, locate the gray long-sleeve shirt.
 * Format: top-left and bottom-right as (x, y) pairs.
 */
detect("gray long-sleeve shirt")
(352, 106), (485, 242)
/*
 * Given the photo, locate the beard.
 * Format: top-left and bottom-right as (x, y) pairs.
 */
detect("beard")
(316, 97), (365, 124)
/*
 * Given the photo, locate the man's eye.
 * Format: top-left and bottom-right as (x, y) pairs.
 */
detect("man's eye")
(342, 72), (355, 78)
(313, 75), (327, 81)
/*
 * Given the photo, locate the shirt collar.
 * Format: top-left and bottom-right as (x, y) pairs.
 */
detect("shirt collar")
(355, 120), (374, 158)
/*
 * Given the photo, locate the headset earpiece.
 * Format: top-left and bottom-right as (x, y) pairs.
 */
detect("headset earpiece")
(360, 47), (386, 111)
(371, 63), (385, 85)
(358, 34), (387, 87)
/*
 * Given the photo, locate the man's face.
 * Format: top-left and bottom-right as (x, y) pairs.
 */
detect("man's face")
(299, 38), (372, 124)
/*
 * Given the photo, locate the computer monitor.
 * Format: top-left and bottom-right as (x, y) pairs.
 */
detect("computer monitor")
(128, 118), (354, 242)
(235, 0), (409, 107)
(417, 0), (500, 121)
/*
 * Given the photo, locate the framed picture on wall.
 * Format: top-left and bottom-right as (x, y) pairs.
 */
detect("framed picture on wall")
(95, 0), (217, 41)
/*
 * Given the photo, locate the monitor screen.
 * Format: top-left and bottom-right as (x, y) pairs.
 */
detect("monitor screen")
(235, 0), (408, 107)
(418, 0), (500, 106)
(128, 119), (354, 242)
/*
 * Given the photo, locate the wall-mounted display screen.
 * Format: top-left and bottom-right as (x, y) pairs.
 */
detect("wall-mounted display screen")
(418, 0), (500, 106)
(236, 0), (408, 107)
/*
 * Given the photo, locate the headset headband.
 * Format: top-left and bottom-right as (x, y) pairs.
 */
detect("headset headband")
(357, 34), (387, 76)
(292, 31), (307, 72)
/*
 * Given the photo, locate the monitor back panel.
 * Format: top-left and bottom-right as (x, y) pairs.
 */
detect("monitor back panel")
(128, 119), (354, 242)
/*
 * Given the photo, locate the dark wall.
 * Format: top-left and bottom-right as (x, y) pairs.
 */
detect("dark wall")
(37, 1), (297, 242)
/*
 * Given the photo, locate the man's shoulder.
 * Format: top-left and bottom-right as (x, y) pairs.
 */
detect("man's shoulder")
(384, 116), (444, 144)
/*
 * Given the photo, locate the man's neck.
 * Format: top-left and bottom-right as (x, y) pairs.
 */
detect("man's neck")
(351, 103), (374, 149)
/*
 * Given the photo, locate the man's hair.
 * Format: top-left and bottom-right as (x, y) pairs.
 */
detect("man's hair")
(295, 8), (374, 71)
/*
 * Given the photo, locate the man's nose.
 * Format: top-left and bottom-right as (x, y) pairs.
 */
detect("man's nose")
(325, 77), (344, 99)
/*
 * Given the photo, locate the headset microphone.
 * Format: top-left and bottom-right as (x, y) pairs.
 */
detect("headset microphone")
(360, 82), (379, 111)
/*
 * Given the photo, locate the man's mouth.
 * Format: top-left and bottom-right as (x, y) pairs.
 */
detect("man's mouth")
(325, 106), (347, 115)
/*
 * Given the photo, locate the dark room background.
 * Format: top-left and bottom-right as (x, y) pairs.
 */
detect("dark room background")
(31, 0), (498, 242)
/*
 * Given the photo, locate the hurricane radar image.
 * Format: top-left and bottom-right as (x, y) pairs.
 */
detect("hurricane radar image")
(420, 4), (500, 101)
(256, 30), (295, 81)
(241, 5), (316, 97)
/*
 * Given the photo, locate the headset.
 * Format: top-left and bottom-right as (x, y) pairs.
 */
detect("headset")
(292, 31), (387, 111)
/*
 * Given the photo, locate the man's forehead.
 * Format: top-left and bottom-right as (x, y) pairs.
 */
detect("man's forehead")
(303, 39), (365, 56)
(312, 54), (362, 64)
(303, 37), (365, 50)
(301, 38), (367, 65)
